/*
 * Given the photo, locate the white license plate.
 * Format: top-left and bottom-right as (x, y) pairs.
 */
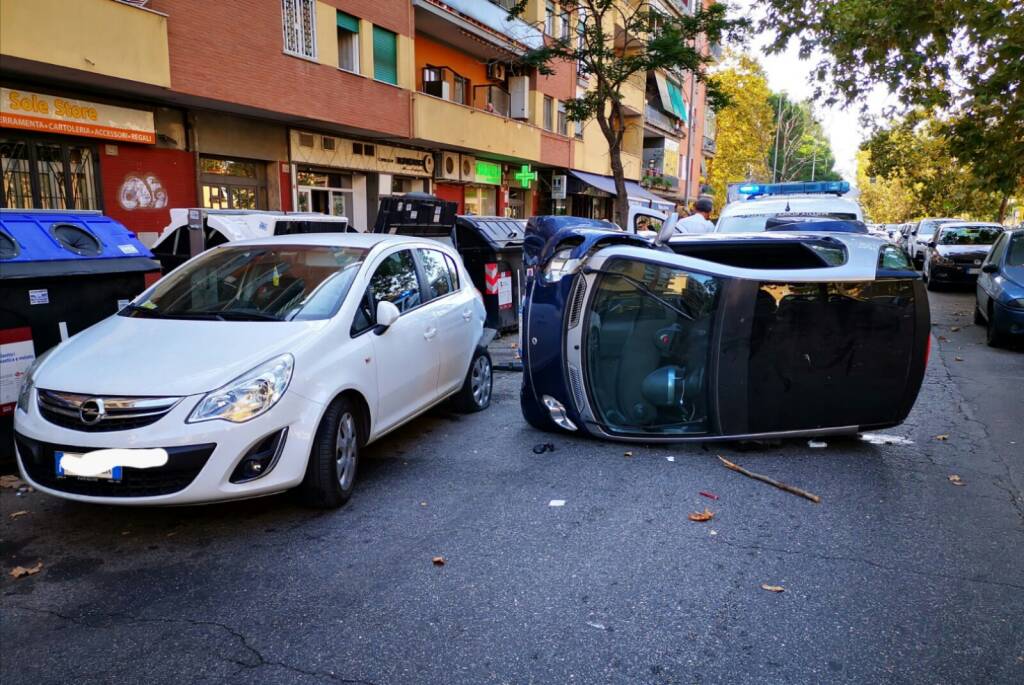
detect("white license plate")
(55, 451), (122, 481)
(967, 268), (980, 275)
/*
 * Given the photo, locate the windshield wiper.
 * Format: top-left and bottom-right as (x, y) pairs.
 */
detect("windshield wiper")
(582, 267), (695, 321)
(213, 310), (283, 322)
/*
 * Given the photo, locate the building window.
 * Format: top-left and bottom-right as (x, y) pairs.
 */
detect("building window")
(337, 11), (360, 73)
(545, 0), (556, 35)
(575, 119), (584, 139)
(544, 96), (554, 131)
(560, 7), (571, 40)
(200, 156), (267, 210)
(577, 8), (589, 78)
(282, 0), (317, 60)
(1, 137), (100, 210)
(373, 26), (398, 85)
(557, 101), (568, 136)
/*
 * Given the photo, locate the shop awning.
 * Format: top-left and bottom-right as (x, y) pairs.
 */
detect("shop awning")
(568, 170), (675, 212)
(653, 73), (688, 122)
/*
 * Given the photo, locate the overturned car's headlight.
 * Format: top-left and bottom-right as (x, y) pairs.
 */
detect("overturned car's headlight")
(543, 247), (583, 283)
(188, 354), (294, 424)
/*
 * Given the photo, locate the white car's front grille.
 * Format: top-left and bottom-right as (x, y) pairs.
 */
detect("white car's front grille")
(37, 390), (182, 432)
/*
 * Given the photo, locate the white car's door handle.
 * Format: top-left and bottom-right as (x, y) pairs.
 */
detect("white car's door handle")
(424, 327), (438, 340)
(462, 310), (473, 321)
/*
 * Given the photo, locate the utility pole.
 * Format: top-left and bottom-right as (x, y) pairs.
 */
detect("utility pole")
(811, 141), (817, 182)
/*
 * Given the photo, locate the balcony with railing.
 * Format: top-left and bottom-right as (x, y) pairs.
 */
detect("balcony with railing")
(421, 67), (471, 106)
(473, 85), (511, 118)
(414, 0), (543, 58)
(412, 92), (542, 162)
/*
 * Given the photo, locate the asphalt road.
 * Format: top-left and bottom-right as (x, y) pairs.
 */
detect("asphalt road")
(2, 289), (1022, 685)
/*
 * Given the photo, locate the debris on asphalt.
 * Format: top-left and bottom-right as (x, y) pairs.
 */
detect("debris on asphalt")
(954, 356), (964, 362)
(948, 475), (966, 486)
(549, 499), (566, 507)
(586, 621), (607, 630)
(808, 440), (828, 449)
(8, 510), (29, 520)
(9, 561), (43, 579)
(699, 491), (719, 500)
(688, 508), (714, 522)
(532, 443), (555, 454)
(623, 451), (633, 458)
(951, 326), (961, 332)
(718, 456), (821, 504)
(0, 475), (25, 489)
(420, 501), (428, 507)
(860, 433), (915, 446)
(938, 335), (949, 342)
(432, 556), (446, 566)
(935, 434), (949, 441)
(760, 584), (785, 593)
(665, 456), (675, 462)
(709, 529), (718, 536)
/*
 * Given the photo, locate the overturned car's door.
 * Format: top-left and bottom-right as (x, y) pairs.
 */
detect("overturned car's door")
(529, 235), (929, 441)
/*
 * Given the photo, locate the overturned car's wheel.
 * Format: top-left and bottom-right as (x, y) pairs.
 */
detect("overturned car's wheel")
(299, 396), (361, 508)
(453, 349), (492, 413)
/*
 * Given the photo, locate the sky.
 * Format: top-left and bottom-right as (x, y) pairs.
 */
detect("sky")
(726, 1), (897, 184)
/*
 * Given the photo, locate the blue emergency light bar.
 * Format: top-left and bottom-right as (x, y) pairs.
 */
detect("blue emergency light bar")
(738, 181), (850, 198)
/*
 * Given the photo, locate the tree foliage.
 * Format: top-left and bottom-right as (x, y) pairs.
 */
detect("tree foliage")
(861, 114), (1004, 221)
(509, 0), (746, 227)
(757, 0), (1024, 219)
(855, 149), (916, 224)
(706, 55), (774, 211)
(767, 94), (841, 183)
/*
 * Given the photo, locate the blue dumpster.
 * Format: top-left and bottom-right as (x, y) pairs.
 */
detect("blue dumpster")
(1, 209), (160, 459)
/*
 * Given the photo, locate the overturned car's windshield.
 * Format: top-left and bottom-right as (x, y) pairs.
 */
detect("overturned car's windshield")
(585, 259), (720, 435)
(125, 245), (368, 321)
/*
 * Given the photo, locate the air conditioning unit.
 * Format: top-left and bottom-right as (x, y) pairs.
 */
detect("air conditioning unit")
(509, 76), (529, 120)
(486, 61), (507, 83)
(435, 151), (461, 182)
(460, 155), (476, 183)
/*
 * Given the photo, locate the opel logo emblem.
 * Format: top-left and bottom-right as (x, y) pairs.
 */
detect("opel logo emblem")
(79, 398), (105, 425)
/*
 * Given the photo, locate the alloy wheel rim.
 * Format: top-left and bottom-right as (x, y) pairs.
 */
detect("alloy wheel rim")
(336, 412), (357, 489)
(470, 356), (492, 407)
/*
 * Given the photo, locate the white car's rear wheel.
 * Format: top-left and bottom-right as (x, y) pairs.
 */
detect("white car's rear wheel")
(453, 349), (492, 413)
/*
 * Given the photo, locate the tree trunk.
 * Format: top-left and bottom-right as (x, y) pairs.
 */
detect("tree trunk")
(998, 193), (1009, 223)
(609, 142), (629, 229)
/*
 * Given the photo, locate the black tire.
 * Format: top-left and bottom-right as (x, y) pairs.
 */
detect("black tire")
(299, 396), (361, 508)
(926, 275), (941, 292)
(974, 306), (985, 325)
(453, 349), (492, 413)
(986, 306), (1007, 348)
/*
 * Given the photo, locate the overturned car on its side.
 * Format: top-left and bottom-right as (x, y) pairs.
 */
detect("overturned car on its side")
(520, 216), (930, 442)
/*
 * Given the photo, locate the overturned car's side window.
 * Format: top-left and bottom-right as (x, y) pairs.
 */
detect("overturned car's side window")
(585, 259), (719, 435)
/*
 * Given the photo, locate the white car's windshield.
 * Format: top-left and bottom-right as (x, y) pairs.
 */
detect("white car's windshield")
(125, 245), (368, 321)
(717, 212), (858, 233)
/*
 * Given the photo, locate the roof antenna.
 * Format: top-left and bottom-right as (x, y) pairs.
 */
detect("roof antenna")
(785, 201), (791, 212)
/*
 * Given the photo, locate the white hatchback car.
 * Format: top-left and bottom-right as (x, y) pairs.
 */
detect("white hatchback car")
(14, 234), (490, 508)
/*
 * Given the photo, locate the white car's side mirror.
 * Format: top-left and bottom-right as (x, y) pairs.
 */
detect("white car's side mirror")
(654, 213), (679, 246)
(376, 300), (400, 331)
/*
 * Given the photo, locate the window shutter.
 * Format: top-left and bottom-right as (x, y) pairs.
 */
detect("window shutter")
(373, 26), (398, 84)
(337, 11), (359, 33)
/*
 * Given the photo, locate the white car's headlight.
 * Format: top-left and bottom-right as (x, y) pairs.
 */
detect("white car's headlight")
(16, 349), (55, 413)
(187, 354), (293, 424)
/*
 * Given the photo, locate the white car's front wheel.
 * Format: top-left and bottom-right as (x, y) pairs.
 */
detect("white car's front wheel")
(300, 396), (361, 508)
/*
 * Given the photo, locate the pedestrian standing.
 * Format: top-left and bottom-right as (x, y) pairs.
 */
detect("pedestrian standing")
(677, 198), (715, 234)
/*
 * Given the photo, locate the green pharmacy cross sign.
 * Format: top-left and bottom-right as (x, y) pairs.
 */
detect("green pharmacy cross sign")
(514, 164), (538, 188)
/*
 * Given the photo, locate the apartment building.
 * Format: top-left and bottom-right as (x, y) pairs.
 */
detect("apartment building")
(0, 0), (716, 237)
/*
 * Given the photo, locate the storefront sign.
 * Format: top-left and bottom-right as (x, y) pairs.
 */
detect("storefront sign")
(514, 164), (538, 189)
(475, 160), (502, 186)
(290, 131), (433, 178)
(1, 88), (155, 144)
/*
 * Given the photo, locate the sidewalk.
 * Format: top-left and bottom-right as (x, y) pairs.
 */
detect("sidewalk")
(488, 330), (522, 371)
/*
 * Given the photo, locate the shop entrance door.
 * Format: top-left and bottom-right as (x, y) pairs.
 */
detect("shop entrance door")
(296, 168), (354, 218)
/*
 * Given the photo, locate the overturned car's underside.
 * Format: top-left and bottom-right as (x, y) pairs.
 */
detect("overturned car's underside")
(520, 217), (930, 442)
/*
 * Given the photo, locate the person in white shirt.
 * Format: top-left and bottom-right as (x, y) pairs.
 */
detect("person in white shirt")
(676, 198), (715, 234)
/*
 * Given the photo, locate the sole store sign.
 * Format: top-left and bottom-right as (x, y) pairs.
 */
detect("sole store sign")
(1, 88), (156, 144)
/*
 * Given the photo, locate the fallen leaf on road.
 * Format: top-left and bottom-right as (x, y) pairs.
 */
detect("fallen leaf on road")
(688, 508), (714, 522)
(935, 434), (949, 441)
(948, 475), (966, 486)
(8, 510), (29, 520)
(699, 491), (719, 500)
(0, 475), (25, 489)
(761, 584), (785, 593)
(9, 561), (43, 579)
(431, 556), (445, 566)
(954, 356), (964, 362)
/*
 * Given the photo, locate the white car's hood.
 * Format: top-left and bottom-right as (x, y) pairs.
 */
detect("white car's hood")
(34, 315), (324, 396)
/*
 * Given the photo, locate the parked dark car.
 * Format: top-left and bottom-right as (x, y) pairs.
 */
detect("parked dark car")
(923, 222), (1003, 290)
(975, 228), (1024, 347)
(519, 216), (930, 442)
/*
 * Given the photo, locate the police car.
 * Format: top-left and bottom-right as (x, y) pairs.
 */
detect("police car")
(715, 181), (863, 233)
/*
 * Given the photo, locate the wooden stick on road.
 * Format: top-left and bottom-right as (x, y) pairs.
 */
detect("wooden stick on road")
(718, 456), (821, 504)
